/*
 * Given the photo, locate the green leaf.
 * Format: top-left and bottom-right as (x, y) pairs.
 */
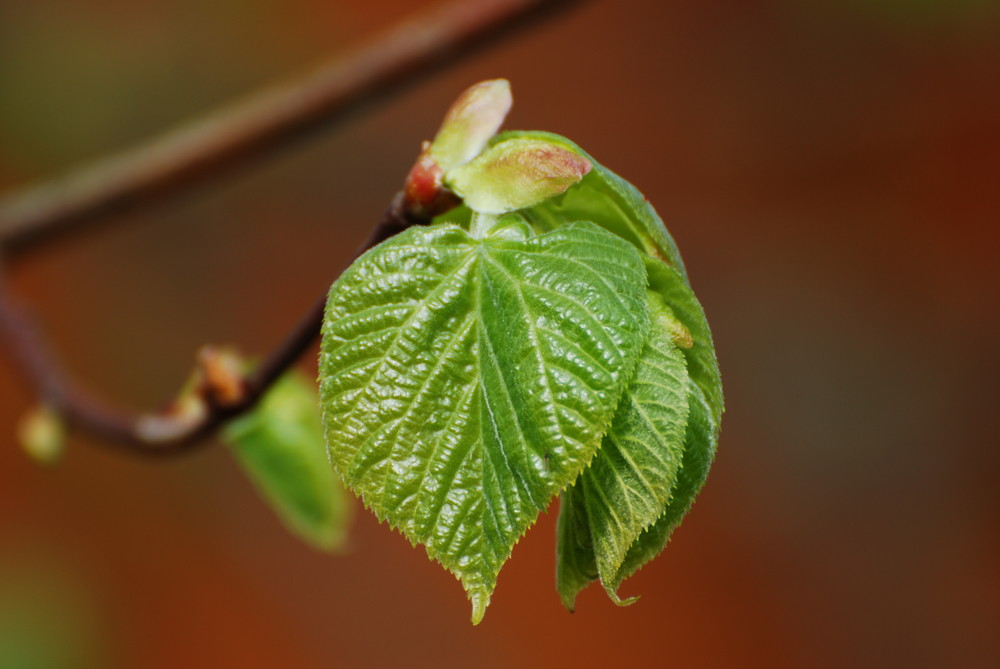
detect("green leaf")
(556, 259), (722, 607)
(223, 372), (351, 552)
(557, 382), (716, 609)
(632, 261), (723, 581)
(556, 369), (718, 608)
(613, 377), (717, 586)
(556, 294), (691, 608)
(487, 131), (690, 281)
(445, 137), (592, 215)
(319, 220), (649, 623)
(430, 135), (725, 612)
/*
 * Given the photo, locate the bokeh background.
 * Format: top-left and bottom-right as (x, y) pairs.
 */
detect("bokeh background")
(1, 1), (998, 667)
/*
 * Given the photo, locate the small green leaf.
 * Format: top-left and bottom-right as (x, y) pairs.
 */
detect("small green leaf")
(556, 369), (718, 608)
(556, 294), (691, 608)
(446, 137), (592, 215)
(223, 372), (351, 552)
(319, 221), (649, 623)
(556, 259), (722, 607)
(605, 262), (722, 591)
(613, 377), (717, 586)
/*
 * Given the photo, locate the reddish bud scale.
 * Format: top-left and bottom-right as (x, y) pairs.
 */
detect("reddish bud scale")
(402, 146), (445, 217)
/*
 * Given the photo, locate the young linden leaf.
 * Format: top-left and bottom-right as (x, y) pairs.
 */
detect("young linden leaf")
(556, 293), (691, 609)
(223, 372), (351, 552)
(556, 258), (722, 608)
(319, 220), (649, 623)
(608, 258), (721, 587)
(556, 370), (717, 610)
(404, 80), (513, 217)
(613, 377), (717, 586)
(445, 137), (592, 215)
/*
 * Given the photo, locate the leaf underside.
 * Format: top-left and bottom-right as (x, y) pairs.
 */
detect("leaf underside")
(319, 221), (649, 623)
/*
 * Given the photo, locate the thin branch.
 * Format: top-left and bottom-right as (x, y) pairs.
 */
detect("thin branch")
(0, 0), (584, 454)
(0, 200), (420, 456)
(0, 0), (584, 251)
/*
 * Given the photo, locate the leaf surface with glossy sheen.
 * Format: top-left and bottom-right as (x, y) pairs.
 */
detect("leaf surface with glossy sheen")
(319, 220), (649, 622)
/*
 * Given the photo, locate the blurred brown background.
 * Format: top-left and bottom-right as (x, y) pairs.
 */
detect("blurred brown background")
(1, 1), (998, 667)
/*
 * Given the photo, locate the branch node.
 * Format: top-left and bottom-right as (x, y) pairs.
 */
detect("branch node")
(197, 345), (249, 409)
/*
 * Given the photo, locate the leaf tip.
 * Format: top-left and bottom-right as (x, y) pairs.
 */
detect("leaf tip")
(300, 515), (352, 554)
(469, 589), (491, 625)
(610, 591), (641, 608)
(559, 591), (578, 613)
(598, 576), (640, 607)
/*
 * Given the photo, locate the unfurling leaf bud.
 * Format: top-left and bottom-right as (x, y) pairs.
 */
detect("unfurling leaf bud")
(429, 79), (512, 171)
(403, 80), (512, 218)
(446, 137), (592, 214)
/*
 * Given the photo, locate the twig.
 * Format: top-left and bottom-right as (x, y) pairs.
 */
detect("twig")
(0, 0), (584, 454)
(0, 0), (583, 251)
(0, 201), (421, 455)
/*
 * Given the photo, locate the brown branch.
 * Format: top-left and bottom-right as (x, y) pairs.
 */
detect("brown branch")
(0, 199), (422, 455)
(0, 0), (584, 454)
(0, 0), (584, 252)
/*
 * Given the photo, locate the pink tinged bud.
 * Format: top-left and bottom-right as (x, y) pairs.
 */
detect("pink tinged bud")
(402, 80), (512, 220)
(446, 138), (592, 214)
(430, 79), (513, 172)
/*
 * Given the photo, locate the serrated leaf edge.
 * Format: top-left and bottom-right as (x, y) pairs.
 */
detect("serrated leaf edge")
(320, 222), (651, 624)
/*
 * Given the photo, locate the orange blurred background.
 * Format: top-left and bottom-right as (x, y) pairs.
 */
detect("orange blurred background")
(1, 1), (998, 667)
